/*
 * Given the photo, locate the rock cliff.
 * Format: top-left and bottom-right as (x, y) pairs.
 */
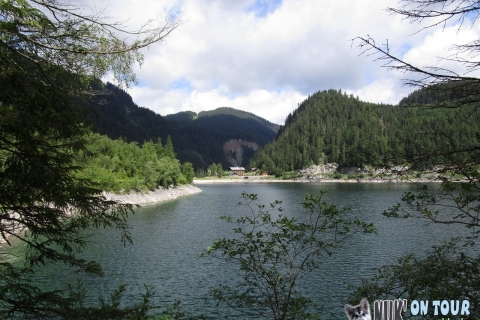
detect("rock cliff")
(222, 139), (260, 167)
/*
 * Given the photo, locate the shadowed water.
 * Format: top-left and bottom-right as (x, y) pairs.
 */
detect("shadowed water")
(18, 182), (470, 318)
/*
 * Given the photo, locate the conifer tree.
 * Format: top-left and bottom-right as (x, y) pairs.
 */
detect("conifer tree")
(165, 135), (176, 158)
(0, 0), (179, 317)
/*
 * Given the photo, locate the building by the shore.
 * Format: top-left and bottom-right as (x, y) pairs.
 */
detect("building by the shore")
(230, 166), (245, 176)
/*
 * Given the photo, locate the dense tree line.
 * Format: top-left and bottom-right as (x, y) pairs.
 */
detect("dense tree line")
(396, 80), (480, 110)
(195, 107), (279, 134)
(87, 84), (278, 169)
(194, 162), (225, 178)
(251, 89), (480, 174)
(76, 134), (194, 192)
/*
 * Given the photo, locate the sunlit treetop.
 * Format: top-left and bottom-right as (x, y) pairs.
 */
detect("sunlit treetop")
(0, 0), (179, 89)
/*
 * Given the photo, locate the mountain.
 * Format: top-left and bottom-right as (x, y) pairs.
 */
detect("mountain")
(251, 89), (480, 175)
(398, 80), (480, 107)
(83, 82), (278, 170)
(166, 107), (279, 146)
(164, 111), (197, 123)
(198, 107), (279, 134)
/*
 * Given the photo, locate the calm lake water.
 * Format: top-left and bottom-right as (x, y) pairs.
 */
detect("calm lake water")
(13, 182), (470, 318)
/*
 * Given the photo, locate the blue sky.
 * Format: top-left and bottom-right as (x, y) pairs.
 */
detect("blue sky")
(95, 0), (480, 124)
(168, 77), (194, 92)
(247, 0), (283, 17)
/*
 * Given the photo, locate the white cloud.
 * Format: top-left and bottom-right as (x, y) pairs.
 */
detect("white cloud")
(403, 23), (480, 78)
(184, 89), (307, 124)
(347, 79), (409, 105)
(87, 0), (476, 123)
(130, 86), (306, 124)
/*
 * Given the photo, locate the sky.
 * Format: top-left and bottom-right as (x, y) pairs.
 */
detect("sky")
(88, 0), (480, 124)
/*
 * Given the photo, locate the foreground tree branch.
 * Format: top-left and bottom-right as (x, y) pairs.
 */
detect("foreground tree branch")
(350, 2), (480, 318)
(204, 192), (376, 320)
(0, 0), (180, 318)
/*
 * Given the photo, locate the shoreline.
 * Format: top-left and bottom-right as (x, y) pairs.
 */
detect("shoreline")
(102, 184), (202, 205)
(0, 185), (202, 246)
(194, 178), (302, 184)
(193, 178), (440, 184)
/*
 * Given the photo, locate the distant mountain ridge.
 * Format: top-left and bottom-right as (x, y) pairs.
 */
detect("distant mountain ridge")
(84, 82), (278, 170)
(164, 111), (197, 122)
(166, 108), (279, 147)
(166, 107), (279, 135)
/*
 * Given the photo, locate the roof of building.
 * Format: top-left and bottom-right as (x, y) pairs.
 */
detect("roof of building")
(230, 167), (245, 170)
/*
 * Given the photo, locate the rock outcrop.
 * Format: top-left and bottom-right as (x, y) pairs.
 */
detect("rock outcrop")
(102, 184), (202, 205)
(222, 139), (260, 167)
(295, 163), (339, 180)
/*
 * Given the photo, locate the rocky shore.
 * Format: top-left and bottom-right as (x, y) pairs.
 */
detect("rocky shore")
(102, 184), (202, 205)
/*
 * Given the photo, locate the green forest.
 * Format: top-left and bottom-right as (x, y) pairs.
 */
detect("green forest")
(251, 88), (480, 175)
(76, 133), (194, 192)
(2, 0), (480, 317)
(88, 85), (480, 180)
(88, 83), (278, 170)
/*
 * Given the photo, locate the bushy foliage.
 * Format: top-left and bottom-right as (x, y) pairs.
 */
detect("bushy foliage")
(348, 240), (480, 319)
(204, 192), (376, 320)
(0, 0), (178, 317)
(206, 162), (224, 177)
(75, 134), (193, 192)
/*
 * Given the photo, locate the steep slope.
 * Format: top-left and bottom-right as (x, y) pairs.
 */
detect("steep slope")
(166, 107), (279, 147)
(84, 83), (278, 169)
(164, 111), (197, 123)
(251, 89), (480, 174)
(197, 107), (279, 134)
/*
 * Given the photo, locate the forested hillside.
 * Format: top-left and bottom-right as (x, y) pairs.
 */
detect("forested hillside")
(166, 107), (278, 147)
(196, 107), (279, 135)
(86, 83), (278, 169)
(251, 89), (480, 175)
(398, 81), (477, 106)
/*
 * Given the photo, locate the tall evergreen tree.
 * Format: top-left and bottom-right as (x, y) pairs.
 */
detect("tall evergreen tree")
(165, 135), (176, 158)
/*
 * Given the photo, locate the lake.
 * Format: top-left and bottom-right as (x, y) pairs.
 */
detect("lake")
(19, 182), (470, 318)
